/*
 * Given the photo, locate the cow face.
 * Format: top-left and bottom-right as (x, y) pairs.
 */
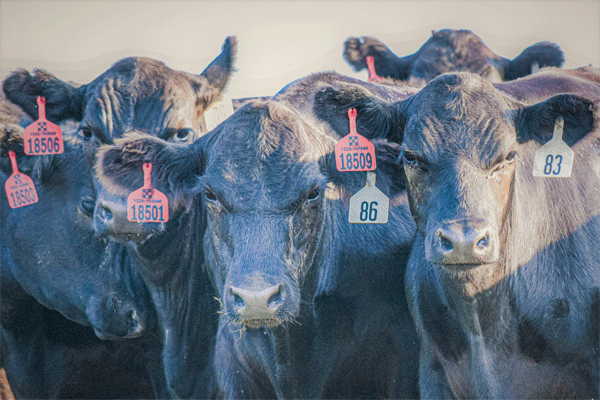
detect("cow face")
(0, 125), (147, 339)
(315, 73), (597, 271)
(3, 36), (236, 145)
(200, 102), (330, 329)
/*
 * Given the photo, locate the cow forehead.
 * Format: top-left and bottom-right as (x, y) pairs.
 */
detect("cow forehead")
(403, 74), (516, 165)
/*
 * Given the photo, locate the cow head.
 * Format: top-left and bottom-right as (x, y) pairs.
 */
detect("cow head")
(0, 124), (148, 339)
(315, 73), (597, 271)
(3, 36), (237, 145)
(343, 29), (564, 85)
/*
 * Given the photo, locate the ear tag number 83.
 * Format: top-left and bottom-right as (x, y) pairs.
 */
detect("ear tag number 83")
(127, 163), (169, 223)
(348, 172), (389, 224)
(335, 108), (377, 172)
(532, 116), (574, 178)
(5, 150), (39, 208)
(24, 96), (64, 155)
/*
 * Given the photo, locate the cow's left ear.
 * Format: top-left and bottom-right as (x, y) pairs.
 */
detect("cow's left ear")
(512, 94), (598, 146)
(504, 42), (564, 81)
(95, 132), (203, 205)
(313, 82), (407, 143)
(188, 36), (237, 108)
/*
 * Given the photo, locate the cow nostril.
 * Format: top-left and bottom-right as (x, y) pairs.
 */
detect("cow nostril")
(231, 289), (245, 309)
(439, 235), (453, 252)
(267, 285), (283, 309)
(100, 205), (113, 221)
(476, 233), (490, 249)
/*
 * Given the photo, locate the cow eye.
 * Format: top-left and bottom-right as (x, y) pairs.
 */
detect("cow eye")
(505, 151), (516, 163)
(80, 127), (93, 141)
(176, 128), (193, 141)
(402, 150), (419, 167)
(305, 188), (321, 204)
(204, 188), (222, 208)
(80, 197), (96, 217)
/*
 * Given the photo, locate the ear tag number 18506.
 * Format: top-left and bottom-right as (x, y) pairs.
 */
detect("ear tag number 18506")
(127, 163), (169, 223)
(5, 150), (38, 208)
(533, 116), (574, 178)
(335, 108), (377, 172)
(24, 96), (64, 155)
(348, 172), (389, 224)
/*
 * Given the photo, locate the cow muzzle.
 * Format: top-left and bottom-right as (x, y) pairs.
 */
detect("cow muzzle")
(426, 219), (499, 267)
(224, 274), (295, 329)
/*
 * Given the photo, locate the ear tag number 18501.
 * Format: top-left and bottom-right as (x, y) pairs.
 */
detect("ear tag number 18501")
(335, 108), (377, 172)
(127, 163), (169, 223)
(24, 96), (64, 155)
(532, 116), (574, 178)
(348, 172), (389, 224)
(5, 150), (38, 208)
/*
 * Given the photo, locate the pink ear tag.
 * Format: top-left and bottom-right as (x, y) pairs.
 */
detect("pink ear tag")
(23, 97), (64, 155)
(366, 56), (384, 83)
(126, 163), (169, 222)
(5, 150), (39, 208)
(335, 108), (377, 172)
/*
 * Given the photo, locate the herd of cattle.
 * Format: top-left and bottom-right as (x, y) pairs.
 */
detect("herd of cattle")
(0, 29), (598, 399)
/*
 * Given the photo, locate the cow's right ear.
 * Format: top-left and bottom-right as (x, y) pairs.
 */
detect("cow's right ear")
(313, 83), (407, 143)
(95, 132), (203, 208)
(3, 69), (85, 123)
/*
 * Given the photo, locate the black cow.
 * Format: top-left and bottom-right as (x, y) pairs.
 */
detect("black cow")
(0, 125), (163, 399)
(344, 29), (565, 85)
(3, 36), (236, 144)
(314, 70), (600, 398)
(93, 71), (421, 399)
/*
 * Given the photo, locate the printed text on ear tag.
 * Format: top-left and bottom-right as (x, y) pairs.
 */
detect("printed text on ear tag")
(204, 96), (234, 131)
(335, 108), (377, 172)
(348, 172), (389, 224)
(366, 56), (384, 83)
(532, 116), (574, 178)
(5, 151), (39, 208)
(23, 97), (64, 155)
(127, 163), (169, 223)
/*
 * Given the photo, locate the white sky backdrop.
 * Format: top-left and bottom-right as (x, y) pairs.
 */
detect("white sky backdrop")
(1, 1), (599, 99)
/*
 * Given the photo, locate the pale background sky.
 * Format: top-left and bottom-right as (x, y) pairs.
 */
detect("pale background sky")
(1, 1), (599, 99)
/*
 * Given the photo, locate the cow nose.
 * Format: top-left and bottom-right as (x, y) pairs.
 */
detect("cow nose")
(89, 297), (146, 340)
(228, 284), (284, 321)
(429, 220), (497, 265)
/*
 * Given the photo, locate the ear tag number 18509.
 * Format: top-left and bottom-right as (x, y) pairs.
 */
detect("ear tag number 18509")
(24, 96), (64, 155)
(127, 163), (169, 223)
(5, 150), (38, 208)
(348, 172), (389, 224)
(533, 116), (574, 178)
(335, 108), (377, 172)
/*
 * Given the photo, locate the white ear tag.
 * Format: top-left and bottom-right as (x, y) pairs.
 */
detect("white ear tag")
(532, 116), (574, 178)
(348, 172), (389, 224)
(204, 96), (234, 131)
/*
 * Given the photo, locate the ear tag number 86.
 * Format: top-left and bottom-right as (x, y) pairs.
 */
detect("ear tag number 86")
(348, 172), (389, 224)
(335, 108), (377, 172)
(127, 163), (169, 223)
(532, 116), (574, 178)
(5, 150), (38, 208)
(24, 96), (64, 155)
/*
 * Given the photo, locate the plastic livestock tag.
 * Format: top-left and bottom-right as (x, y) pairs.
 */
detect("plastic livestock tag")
(366, 56), (384, 83)
(127, 163), (169, 223)
(23, 97), (64, 155)
(335, 108), (377, 172)
(532, 116), (574, 178)
(204, 96), (234, 131)
(5, 150), (38, 208)
(348, 172), (389, 224)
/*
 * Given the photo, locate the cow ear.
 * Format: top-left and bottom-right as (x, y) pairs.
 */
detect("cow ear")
(313, 82), (407, 143)
(504, 42), (564, 81)
(95, 132), (203, 207)
(513, 94), (598, 146)
(3, 69), (85, 123)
